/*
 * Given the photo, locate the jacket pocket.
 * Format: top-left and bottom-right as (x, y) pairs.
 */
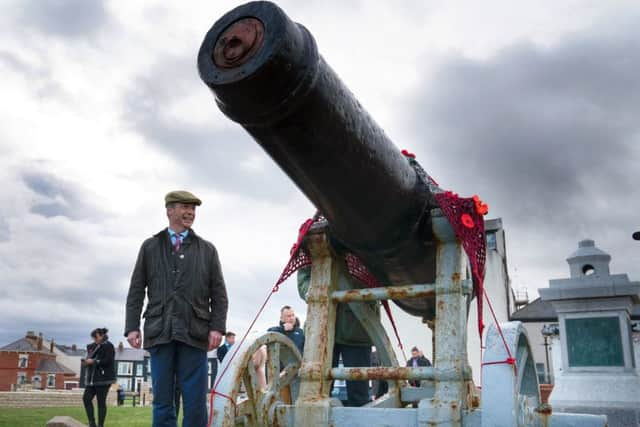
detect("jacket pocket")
(189, 305), (210, 341)
(143, 303), (164, 340)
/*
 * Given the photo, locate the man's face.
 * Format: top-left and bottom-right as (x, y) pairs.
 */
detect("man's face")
(411, 350), (419, 359)
(226, 335), (236, 345)
(281, 308), (296, 325)
(167, 203), (196, 229)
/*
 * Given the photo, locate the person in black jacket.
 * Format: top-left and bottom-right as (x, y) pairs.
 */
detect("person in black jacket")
(83, 328), (116, 427)
(267, 306), (305, 355)
(125, 191), (229, 427)
(216, 332), (236, 363)
(406, 346), (431, 387)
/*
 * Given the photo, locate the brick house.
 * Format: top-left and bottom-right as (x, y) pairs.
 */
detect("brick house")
(0, 331), (76, 391)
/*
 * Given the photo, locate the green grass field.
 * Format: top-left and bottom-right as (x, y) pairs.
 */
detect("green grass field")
(0, 406), (182, 427)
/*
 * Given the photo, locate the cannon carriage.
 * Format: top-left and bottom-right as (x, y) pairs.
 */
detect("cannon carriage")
(197, 2), (607, 426)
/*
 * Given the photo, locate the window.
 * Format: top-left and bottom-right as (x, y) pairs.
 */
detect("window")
(135, 363), (144, 377)
(536, 363), (547, 384)
(47, 374), (56, 388)
(17, 372), (27, 385)
(18, 354), (28, 368)
(118, 362), (133, 375)
(486, 232), (497, 250)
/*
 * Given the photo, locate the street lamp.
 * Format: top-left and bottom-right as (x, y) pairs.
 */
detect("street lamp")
(541, 324), (559, 384)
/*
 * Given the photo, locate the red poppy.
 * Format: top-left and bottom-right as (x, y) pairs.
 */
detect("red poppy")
(461, 213), (475, 228)
(473, 195), (489, 216)
(401, 149), (416, 158)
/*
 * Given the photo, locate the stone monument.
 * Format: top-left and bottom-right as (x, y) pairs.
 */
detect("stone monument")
(539, 239), (640, 425)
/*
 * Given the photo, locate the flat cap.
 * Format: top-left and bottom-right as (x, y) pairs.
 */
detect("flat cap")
(165, 190), (202, 206)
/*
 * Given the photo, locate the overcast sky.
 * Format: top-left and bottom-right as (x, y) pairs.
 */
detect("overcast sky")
(1, 0), (639, 350)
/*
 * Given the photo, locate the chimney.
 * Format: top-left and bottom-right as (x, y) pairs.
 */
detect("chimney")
(26, 331), (37, 339)
(50, 340), (55, 353)
(37, 333), (43, 351)
(118, 342), (124, 352)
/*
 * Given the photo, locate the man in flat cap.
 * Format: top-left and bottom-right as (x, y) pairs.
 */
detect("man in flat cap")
(125, 190), (228, 427)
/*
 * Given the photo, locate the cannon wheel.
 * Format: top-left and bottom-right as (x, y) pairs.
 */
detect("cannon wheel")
(211, 332), (302, 427)
(481, 321), (541, 427)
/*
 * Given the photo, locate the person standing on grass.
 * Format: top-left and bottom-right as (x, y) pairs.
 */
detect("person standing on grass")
(83, 327), (116, 427)
(125, 190), (229, 427)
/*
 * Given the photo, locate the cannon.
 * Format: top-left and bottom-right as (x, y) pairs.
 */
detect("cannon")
(198, 0), (439, 319)
(197, 2), (608, 426)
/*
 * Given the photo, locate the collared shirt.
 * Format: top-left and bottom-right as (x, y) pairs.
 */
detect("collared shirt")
(168, 228), (189, 246)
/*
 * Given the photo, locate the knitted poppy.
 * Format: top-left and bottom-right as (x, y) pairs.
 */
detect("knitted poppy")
(473, 195), (489, 216)
(401, 149), (416, 158)
(461, 213), (475, 228)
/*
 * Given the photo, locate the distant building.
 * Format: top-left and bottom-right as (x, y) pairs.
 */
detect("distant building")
(0, 331), (76, 391)
(38, 339), (87, 390)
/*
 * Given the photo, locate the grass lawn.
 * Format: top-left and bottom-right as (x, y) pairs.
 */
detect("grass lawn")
(0, 406), (184, 427)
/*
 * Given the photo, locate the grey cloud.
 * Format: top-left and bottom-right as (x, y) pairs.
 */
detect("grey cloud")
(22, 171), (105, 221)
(408, 32), (640, 217)
(122, 56), (295, 200)
(404, 26), (640, 281)
(18, 0), (108, 38)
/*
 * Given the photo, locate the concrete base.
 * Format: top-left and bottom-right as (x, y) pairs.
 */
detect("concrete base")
(46, 416), (87, 427)
(552, 406), (639, 427)
(550, 373), (640, 408)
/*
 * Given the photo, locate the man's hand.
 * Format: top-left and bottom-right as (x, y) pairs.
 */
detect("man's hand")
(127, 330), (141, 349)
(208, 330), (223, 351)
(84, 358), (95, 365)
(283, 322), (294, 332)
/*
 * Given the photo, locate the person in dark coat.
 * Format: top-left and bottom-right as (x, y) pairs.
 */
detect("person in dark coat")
(267, 306), (305, 355)
(298, 267), (376, 407)
(216, 332), (236, 363)
(83, 328), (116, 427)
(124, 191), (229, 427)
(406, 346), (431, 387)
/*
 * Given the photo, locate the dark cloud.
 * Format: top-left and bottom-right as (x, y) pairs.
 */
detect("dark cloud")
(122, 56), (298, 201)
(405, 27), (640, 281)
(22, 171), (105, 221)
(18, 0), (108, 38)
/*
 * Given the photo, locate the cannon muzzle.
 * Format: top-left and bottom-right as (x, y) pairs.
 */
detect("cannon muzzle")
(199, 1), (440, 318)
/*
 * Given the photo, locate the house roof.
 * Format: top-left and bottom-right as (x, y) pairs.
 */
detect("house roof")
(511, 297), (640, 322)
(0, 337), (54, 354)
(35, 358), (76, 375)
(55, 344), (86, 357)
(115, 347), (148, 362)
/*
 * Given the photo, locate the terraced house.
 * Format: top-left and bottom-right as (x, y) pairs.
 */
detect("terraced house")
(0, 331), (76, 391)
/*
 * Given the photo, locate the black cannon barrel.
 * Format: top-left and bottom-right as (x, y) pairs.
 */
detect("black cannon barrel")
(199, 1), (438, 317)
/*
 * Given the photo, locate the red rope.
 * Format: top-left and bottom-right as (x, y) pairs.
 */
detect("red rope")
(344, 253), (407, 362)
(480, 288), (516, 373)
(381, 300), (408, 364)
(207, 217), (316, 427)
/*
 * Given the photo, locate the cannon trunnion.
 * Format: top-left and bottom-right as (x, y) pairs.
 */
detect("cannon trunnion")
(198, 1), (439, 318)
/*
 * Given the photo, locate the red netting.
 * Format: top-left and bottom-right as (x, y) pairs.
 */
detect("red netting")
(345, 253), (380, 288)
(273, 218), (314, 289)
(433, 191), (487, 337)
